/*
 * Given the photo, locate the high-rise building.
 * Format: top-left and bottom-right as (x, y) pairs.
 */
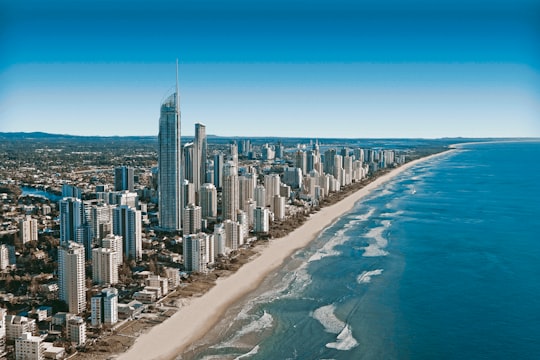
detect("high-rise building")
(224, 220), (243, 251)
(92, 248), (118, 285)
(115, 191), (138, 209)
(158, 63), (182, 232)
(101, 234), (123, 267)
(254, 184), (266, 208)
(222, 161), (239, 221)
(239, 174), (256, 211)
(183, 204), (202, 235)
(113, 205), (142, 260)
(273, 195), (286, 220)
(5, 315), (36, 342)
(199, 183), (217, 219)
(62, 184), (82, 199)
(91, 288), (118, 327)
(18, 216), (38, 245)
(0, 244), (9, 270)
(193, 123), (207, 197)
(15, 332), (43, 360)
(254, 207), (270, 234)
(58, 242), (86, 314)
(295, 150), (307, 175)
(89, 203), (113, 243)
(183, 142), (194, 183)
(213, 153), (224, 189)
(0, 308), (5, 355)
(59, 198), (85, 246)
(264, 174), (281, 206)
(229, 141), (238, 165)
(323, 148), (336, 175)
(67, 316), (86, 345)
(115, 166), (134, 192)
(283, 167), (302, 189)
(183, 181), (195, 208)
(213, 223), (226, 256)
(183, 233), (208, 272)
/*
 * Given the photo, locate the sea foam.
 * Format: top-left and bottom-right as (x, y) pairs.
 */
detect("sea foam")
(309, 208), (375, 263)
(233, 345), (260, 359)
(357, 269), (384, 284)
(362, 220), (391, 257)
(311, 304), (359, 351)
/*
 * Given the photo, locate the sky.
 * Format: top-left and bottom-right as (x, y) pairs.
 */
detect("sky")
(1, 0), (540, 138)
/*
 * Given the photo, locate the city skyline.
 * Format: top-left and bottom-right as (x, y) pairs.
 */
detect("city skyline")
(1, 0), (540, 138)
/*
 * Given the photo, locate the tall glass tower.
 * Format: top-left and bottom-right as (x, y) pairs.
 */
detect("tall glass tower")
(193, 122), (207, 197)
(158, 62), (182, 232)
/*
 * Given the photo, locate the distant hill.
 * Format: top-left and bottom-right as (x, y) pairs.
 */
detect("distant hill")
(0, 132), (158, 141)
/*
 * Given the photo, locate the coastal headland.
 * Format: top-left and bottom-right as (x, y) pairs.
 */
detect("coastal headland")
(117, 148), (455, 360)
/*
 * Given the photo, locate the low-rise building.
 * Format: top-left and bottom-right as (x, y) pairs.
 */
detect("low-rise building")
(15, 332), (43, 360)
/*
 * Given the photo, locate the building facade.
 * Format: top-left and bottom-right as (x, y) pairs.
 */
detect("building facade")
(158, 89), (182, 232)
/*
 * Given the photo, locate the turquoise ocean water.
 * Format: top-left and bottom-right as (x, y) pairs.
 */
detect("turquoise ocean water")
(181, 141), (540, 360)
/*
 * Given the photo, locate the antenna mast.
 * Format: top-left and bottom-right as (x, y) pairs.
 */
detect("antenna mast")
(175, 58), (180, 116)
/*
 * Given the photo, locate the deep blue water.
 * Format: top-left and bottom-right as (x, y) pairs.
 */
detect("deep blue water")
(21, 186), (62, 202)
(183, 141), (540, 360)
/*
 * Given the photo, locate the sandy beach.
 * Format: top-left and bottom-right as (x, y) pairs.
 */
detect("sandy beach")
(117, 149), (454, 360)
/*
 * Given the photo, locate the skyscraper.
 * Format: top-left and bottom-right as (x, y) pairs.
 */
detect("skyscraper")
(114, 166), (134, 192)
(222, 161), (239, 221)
(213, 153), (224, 189)
(92, 248), (118, 285)
(113, 205), (142, 260)
(183, 233), (208, 272)
(58, 242), (86, 314)
(199, 183), (217, 219)
(18, 215), (38, 245)
(183, 204), (202, 235)
(59, 198), (85, 246)
(158, 61), (182, 232)
(91, 288), (118, 327)
(101, 234), (123, 267)
(193, 123), (207, 198)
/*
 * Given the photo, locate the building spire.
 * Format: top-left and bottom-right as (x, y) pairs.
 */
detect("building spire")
(175, 58), (180, 115)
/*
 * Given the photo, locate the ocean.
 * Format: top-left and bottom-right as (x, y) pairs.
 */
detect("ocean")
(181, 141), (540, 360)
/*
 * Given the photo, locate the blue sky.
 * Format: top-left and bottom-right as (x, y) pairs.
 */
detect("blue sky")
(1, 0), (539, 138)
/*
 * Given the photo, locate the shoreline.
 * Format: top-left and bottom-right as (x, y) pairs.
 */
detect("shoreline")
(117, 148), (456, 360)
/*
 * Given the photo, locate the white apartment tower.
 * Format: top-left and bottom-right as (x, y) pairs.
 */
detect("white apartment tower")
(254, 207), (270, 234)
(199, 183), (217, 218)
(0, 308), (5, 354)
(158, 62), (182, 232)
(91, 288), (118, 327)
(113, 205), (142, 260)
(238, 174), (256, 211)
(67, 317), (86, 345)
(19, 216), (38, 245)
(90, 203), (113, 243)
(15, 332), (43, 360)
(183, 204), (202, 235)
(183, 233), (208, 272)
(58, 242), (86, 314)
(222, 161), (239, 221)
(92, 248), (118, 285)
(224, 220), (243, 251)
(254, 184), (266, 208)
(272, 195), (286, 220)
(101, 234), (123, 266)
(0, 244), (9, 270)
(264, 174), (281, 206)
